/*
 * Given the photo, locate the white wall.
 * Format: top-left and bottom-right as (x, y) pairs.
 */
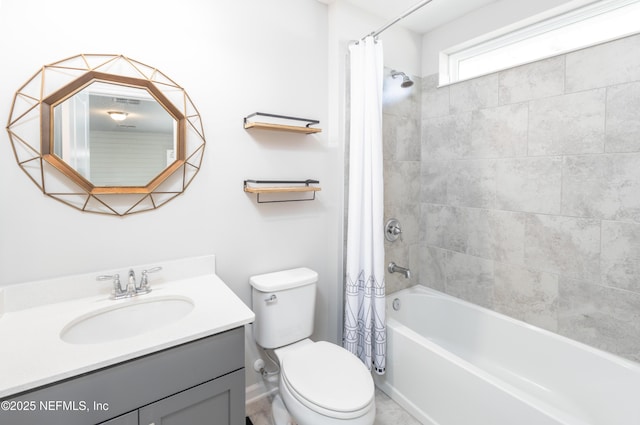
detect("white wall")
(329, 0), (422, 77)
(0, 0), (339, 393)
(421, 0), (589, 76)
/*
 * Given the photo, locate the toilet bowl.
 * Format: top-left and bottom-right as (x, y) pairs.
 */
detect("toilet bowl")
(249, 268), (376, 425)
(275, 340), (376, 425)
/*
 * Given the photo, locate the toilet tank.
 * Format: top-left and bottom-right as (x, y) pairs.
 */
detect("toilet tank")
(250, 268), (318, 349)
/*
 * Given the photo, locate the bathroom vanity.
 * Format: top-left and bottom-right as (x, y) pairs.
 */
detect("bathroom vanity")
(0, 256), (254, 425)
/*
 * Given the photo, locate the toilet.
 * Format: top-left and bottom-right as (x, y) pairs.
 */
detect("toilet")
(250, 268), (376, 425)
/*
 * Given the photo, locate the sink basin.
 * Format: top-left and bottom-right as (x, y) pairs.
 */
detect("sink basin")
(60, 296), (194, 344)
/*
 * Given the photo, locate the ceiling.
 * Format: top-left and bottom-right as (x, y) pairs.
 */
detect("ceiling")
(343, 0), (499, 34)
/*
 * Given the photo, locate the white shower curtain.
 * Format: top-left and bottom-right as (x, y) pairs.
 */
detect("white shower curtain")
(343, 36), (386, 375)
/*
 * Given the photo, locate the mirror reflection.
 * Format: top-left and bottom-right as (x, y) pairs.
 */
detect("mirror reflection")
(52, 82), (178, 187)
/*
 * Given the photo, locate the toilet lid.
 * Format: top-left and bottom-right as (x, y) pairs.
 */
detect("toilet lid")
(281, 341), (374, 413)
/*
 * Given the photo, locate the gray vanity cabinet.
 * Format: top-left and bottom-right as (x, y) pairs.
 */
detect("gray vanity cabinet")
(138, 369), (244, 425)
(98, 369), (244, 425)
(2, 327), (246, 425)
(100, 411), (138, 425)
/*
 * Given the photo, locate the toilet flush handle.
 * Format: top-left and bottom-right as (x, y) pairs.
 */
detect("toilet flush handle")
(264, 294), (277, 303)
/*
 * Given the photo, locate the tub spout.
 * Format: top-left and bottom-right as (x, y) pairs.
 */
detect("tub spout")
(388, 262), (411, 279)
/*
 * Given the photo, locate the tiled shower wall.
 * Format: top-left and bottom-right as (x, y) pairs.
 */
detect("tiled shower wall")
(382, 71), (422, 294)
(416, 33), (640, 362)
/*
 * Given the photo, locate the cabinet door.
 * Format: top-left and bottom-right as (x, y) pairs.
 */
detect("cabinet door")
(99, 411), (138, 425)
(139, 369), (244, 425)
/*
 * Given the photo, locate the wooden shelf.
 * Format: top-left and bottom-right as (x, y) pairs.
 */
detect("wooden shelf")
(244, 185), (322, 194)
(244, 121), (322, 134)
(243, 112), (322, 135)
(243, 179), (321, 203)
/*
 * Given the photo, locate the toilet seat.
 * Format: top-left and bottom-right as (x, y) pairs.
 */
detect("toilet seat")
(280, 341), (374, 420)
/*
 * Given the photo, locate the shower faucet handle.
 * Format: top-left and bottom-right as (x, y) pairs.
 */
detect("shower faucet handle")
(385, 218), (403, 242)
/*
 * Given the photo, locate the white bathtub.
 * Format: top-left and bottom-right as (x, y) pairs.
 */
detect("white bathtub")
(374, 285), (640, 425)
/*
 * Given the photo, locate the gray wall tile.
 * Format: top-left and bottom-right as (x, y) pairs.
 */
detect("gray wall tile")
(528, 89), (606, 155)
(422, 112), (471, 159)
(420, 160), (448, 204)
(494, 263), (559, 331)
(382, 112), (396, 161)
(382, 73), (423, 293)
(422, 73), (450, 119)
(383, 33), (640, 363)
(447, 159), (496, 208)
(422, 203), (446, 247)
(445, 251), (495, 309)
(495, 157), (562, 215)
(449, 73), (499, 113)
(465, 208), (526, 266)
(422, 204), (468, 253)
(467, 103), (528, 158)
(524, 214), (600, 282)
(420, 245), (447, 291)
(606, 81), (640, 153)
(498, 56), (565, 104)
(558, 277), (640, 362)
(566, 34), (640, 92)
(384, 160), (421, 209)
(562, 154), (640, 222)
(395, 116), (421, 161)
(601, 220), (640, 293)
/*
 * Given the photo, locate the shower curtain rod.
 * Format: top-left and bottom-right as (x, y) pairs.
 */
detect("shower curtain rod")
(361, 0), (435, 40)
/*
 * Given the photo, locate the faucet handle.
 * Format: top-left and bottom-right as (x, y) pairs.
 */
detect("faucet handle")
(385, 218), (403, 242)
(97, 273), (124, 298)
(143, 266), (163, 274)
(96, 273), (119, 281)
(138, 266), (162, 293)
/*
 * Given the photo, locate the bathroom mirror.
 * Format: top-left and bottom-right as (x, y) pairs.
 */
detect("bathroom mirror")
(6, 54), (206, 216)
(52, 81), (178, 187)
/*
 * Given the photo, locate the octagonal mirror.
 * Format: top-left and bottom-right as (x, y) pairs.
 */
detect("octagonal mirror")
(6, 54), (206, 216)
(52, 81), (178, 187)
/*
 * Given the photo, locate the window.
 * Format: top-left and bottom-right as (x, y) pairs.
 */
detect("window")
(440, 0), (640, 85)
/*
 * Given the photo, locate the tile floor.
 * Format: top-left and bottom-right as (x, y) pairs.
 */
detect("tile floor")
(247, 388), (422, 425)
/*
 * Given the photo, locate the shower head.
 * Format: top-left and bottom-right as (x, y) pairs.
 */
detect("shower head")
(391, 70), (414, 88)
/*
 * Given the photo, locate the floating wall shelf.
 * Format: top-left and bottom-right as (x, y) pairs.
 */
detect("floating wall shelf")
(243, 112), (322, 134)
(244, 179), (321, 203)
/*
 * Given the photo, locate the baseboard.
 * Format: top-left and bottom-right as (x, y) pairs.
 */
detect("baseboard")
(246, 383), (278, 406)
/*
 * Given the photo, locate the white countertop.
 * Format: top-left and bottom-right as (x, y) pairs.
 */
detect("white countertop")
(0, 255), (255, 398)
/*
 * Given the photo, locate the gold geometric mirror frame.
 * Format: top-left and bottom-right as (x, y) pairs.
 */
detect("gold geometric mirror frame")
(6, 54), (206, 216)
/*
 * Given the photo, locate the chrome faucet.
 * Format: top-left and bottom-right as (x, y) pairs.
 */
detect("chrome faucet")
(97, 266), (162, 300)
(388, 262), (411, 279)
(127, 269), (137, 295)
